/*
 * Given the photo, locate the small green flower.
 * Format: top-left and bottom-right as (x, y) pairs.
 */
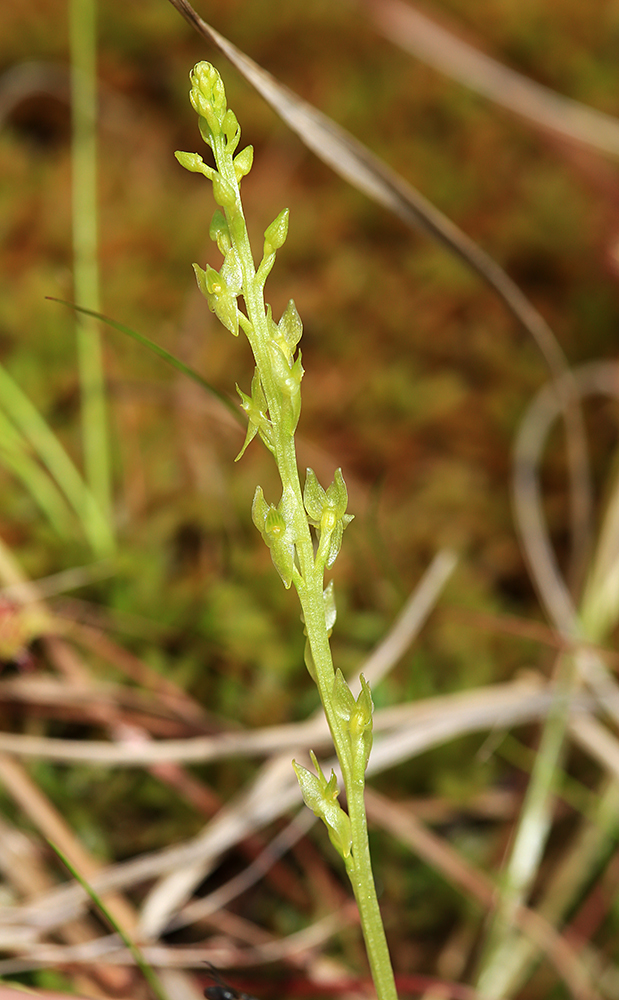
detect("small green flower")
(332, 670), (374, 776)
(277, 299), (303, 354)
(174, 150), (212, 176)
(293, 751), (352, 860)
(209, 210), (232, 255)
(235, 369), (273, 460)
(192, 262), (240, 336)
(303, 467), (354, 568)
(251, 485), (297, 588)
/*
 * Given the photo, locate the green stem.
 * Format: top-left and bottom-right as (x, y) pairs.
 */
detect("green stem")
(49, 841), (170, 1000)
(239, 206), (397, 997)
(295, 553), (396, 999)
(347, 782), (398, 1000)
(70, 0), (114, 540)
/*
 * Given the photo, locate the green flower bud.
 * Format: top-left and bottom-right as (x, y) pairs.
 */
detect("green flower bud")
(189, 62), (227, 138)
(264, 208), (290, 254)
(212, 172), (236, 209)
(303, 468), (327, 523)
(175, 150), (212, 176)
(278, 299), (303, 352)
(223, 109), (241, 153)
(256, 212), (290, 288)
(326, 467), (351, 517)
(233, 145), (254, 182)
(332, 668), (355, 725)
(251, 485), (269, 533)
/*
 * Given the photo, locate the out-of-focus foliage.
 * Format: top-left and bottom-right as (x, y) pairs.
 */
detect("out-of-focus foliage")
(1, 0), (619, 994)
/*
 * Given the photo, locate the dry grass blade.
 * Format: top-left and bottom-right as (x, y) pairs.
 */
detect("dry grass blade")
(0, 679), (588, 941)
(0, 679), (585, 766)
(0, 553), (454, 948)
(349, 549), (456, 694)
(570, 713), (619, 782)
(166, 809), (315, 932)
(0, 905), (354, 973)
(477, 360), (619, 998)
(137, 754), (298, 938)
(164, 0), (574, 373)
(364, 790), (601, 1000)
(577, 364), (619, 639)
(166, 0), (592, 640)
(514, 361), (619, 709)
(476, 779), (619, 999)
(0, 758), (136, 994)
(364, 0), (619, 158)
(137, 550), (457, 937)
(514, 371), (587, 636)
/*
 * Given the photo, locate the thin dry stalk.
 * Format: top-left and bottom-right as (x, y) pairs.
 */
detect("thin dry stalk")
(363, 0), (619, 158)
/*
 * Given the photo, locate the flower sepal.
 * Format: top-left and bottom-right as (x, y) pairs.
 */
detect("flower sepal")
(293, 751), (352, 860)
(303, 468), (354, 569)
(251, 485), (297, 588)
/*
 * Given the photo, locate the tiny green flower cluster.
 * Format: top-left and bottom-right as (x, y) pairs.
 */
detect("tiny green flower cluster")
(175, 61), (353, 598)
(177, 63), (397, 1000)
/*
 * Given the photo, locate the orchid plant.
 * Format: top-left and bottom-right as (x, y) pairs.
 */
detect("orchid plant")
(176, 61), (398, 1000)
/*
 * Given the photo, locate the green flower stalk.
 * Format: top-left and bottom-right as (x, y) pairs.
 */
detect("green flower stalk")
(176, 62), (397, 1000)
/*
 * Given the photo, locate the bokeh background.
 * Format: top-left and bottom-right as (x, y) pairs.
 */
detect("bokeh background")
(1, 0), (619, 997)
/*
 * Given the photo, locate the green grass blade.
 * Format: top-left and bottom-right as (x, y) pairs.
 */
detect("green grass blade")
(48, 298), (243, 424)
(0, 438), (76, 539)
(48, 841), (170, 1000)
(70, 0), (113, 530)
(0, 363), (114, 557)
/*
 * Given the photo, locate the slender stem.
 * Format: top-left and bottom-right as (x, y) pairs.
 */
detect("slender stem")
(296, 553), (396, 999)
(347, 783), (398, 1000)
(242, 234), (397, 996)
(70, 0), (114, 542)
